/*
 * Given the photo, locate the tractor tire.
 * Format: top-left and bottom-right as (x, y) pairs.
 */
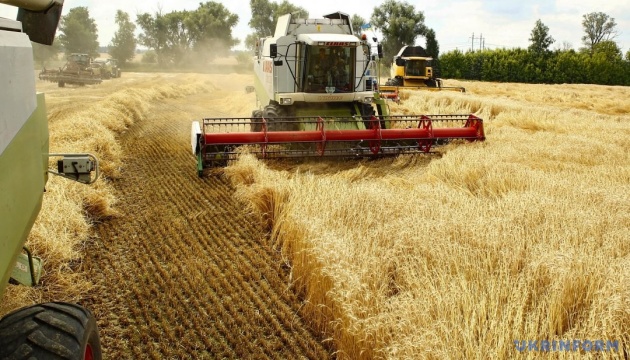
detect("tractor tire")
(250, 110), (263, 132)
(263, 103), (297, 131)
(385, 78), (402, 86)
(0, 302), (102, 360)
(58, 81), (65, 88)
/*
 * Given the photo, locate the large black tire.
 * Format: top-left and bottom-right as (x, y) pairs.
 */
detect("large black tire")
(0, 302), (102, 360)
(250, 110), (263, 132)
(385, 78), (403, 86)
(263, 103), (297, 131)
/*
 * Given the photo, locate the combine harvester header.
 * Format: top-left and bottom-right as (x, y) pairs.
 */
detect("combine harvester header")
(191, 12), (484, 175)
(192, 115), (484, 171)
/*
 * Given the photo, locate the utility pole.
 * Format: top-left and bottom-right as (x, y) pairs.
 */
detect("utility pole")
(471, 32), (475, 51)
(479, 34), (483, 51)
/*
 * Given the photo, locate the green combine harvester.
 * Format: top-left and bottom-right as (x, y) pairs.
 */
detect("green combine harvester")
(0, 0), (102, 358)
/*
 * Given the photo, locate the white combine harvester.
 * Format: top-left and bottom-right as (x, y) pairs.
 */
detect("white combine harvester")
(192, 12), (484, 174)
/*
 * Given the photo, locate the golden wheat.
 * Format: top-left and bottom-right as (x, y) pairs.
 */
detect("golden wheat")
(226, 82), (630, 359)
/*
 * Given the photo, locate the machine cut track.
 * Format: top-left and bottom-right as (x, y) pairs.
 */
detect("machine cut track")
(83, 91), (330, 359)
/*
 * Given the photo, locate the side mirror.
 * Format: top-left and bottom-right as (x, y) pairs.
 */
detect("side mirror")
(17, 3), (63, 46)
(270, 44), (277, 59)
(395, 57), (405, 67)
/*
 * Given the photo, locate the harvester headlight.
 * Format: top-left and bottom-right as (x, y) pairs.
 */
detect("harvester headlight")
(280, 97), (293, 105)
(363, 96), (374, 104)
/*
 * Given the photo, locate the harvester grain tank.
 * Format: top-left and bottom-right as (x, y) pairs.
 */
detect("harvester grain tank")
(0, 1), (102, 358)
(379, 45), (465, 101)
(191, 12), (484, 174)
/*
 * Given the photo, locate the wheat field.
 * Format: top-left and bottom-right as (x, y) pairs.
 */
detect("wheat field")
(1, 73), (628, 359)
(225, 80), (630, 359)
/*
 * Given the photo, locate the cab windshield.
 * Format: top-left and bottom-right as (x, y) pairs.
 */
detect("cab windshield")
(304, 46), (354, 93)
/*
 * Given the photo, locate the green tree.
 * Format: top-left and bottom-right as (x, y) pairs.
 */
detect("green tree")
(109, 10), (136, 65)
(626, 50), (630, 61)
(246, 0), (308, 50)
(592, 40), (622, 62)
(371, 0), (428, 61)
(581, 12), (617, 53)
(137, 2), (239, 65)
(425, 28), (440, 76)
(141, 50), (157, 63)
(528, 19), (554, 54)
(137, 10), (194, 65)
(58, 7), (99, 57)
(351, 14), (366, 38)
(425, 28), (439, 59)
(185, 2), (239, 59)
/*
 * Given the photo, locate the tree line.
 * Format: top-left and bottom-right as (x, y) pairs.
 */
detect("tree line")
(438, 13), (630, 86)
(38, 0), (630, 86)
(38, 0), (432, 67)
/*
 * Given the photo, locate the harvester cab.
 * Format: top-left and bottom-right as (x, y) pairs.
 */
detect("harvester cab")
(191, 12), (484, 175)
(379, 45), (465, 101)
(250, 11), (379, 125)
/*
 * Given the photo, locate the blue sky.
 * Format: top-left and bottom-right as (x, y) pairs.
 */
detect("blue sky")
(1, 0), (629, 53)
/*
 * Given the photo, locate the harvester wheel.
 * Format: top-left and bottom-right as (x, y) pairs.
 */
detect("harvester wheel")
(263, 103), (296, 131)
(250, 110), (263, 132)
(0, 302), (102, 360)
(360, 104), (385, 129)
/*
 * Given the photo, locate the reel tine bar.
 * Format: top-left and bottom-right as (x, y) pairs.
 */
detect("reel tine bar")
(198, 115), (484, 167)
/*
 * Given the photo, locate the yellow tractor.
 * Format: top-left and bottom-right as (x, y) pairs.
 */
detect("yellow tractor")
(379, 46), (465, 102)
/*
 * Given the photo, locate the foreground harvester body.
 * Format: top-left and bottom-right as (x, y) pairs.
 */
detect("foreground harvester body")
(191, 12), (484, 174)
(379, 46), (465, 102)
(39, 53), (102, 87)
(1, 1), (102, 358)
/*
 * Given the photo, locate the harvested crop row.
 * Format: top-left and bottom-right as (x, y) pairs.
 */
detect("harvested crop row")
(78, 75), (330, 359)
(2, 73), (331, 358)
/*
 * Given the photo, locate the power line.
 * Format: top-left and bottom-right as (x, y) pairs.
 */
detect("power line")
(470, 33), (485, 51)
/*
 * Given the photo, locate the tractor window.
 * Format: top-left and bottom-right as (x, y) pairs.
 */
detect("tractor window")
(305, 46), (354, 93)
